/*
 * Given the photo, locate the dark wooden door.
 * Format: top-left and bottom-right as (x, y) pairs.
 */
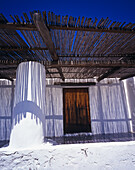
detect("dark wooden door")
(63, 88), (91, 134)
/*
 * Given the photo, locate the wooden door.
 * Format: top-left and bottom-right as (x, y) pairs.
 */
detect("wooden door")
(63, 88), (91, 134)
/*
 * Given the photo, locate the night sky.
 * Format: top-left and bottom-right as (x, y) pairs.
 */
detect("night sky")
(1, 0), (135, 24)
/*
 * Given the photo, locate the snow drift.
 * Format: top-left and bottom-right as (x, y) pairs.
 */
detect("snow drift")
(0, 141), (135, 169)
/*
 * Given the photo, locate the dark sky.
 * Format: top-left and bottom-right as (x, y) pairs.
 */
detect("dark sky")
(1, 0), (135, 23)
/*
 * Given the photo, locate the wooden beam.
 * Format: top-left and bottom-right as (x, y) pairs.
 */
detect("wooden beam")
(0, 47), (59, 51)
(48, 63), (135, 68)
(0, 66), (17, 70)
(49, 25), (135, 34)
(59, 54), (135, 58)
(0, 60), (135, 68)
(46, 69), (52, 78)
(97, 67), (120, 82)
(0, 23), (37, 30)
(57, 67), (65, 81)
(0, 23), (135, 34)
(33, 13), (65, 81)
(120, 74), (135, 81)
(33, 13), (58, 61)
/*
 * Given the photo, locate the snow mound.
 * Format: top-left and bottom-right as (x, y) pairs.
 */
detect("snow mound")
(0, 141), (135, 170)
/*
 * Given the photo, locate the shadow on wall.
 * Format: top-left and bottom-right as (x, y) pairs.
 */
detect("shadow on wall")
(12, 87), (64, 138)
(13, 100), (46, 135)
(89, 82), (131, 135)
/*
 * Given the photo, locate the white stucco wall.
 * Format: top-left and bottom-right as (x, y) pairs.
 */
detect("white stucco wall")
(0, 80), (13, 140)
(45, 81), (131, 136)
(0, 79), (134, 140)
(89, 83), (131, 134)
(45, 87), (63, 137)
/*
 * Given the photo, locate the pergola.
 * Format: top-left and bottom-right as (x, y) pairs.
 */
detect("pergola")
(0, 11), (135, 82)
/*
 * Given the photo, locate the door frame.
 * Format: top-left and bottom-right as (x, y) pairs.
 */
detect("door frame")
(63, 87), (91, 134)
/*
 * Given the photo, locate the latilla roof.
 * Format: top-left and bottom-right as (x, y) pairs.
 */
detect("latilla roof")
(0, 11), (135, 81)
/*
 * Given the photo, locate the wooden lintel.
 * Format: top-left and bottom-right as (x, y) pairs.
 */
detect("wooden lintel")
(120, 74), (135, 81)
(54, 82), (96, 86)
(0, 23), (135, 34)
(97, 67), (120, 82)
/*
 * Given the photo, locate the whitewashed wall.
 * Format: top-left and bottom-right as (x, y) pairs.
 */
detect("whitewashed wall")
(45, 87), (63, 137)
(0, 79), (133, 140)
(45, 81), (131, 136)
(89, 82), (131, 134)
(0, 83), (63, 140)
(0, 80), (13, 140)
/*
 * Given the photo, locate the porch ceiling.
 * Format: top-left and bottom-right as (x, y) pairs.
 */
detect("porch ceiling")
(0, 11), (135, 81)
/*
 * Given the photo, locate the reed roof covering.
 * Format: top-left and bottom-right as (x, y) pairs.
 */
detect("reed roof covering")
(0, 11), (135, 81)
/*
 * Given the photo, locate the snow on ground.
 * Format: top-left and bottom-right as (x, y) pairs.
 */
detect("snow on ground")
(0, 141), (135, 170)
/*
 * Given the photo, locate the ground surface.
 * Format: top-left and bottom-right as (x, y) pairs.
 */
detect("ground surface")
(0, 141), (135, 170)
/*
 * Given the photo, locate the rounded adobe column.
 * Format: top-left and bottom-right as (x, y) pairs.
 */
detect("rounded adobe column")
(9, 61), (46, 149)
